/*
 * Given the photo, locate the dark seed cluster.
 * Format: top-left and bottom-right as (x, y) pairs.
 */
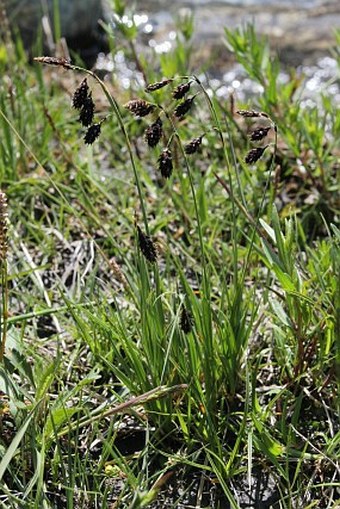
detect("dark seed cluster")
(84, 123), (101, 145)
(180, 307), (193, 334)
(137, 226), (158, 263)
(174, 95), (196, 119)
(158, 149), (173, 179)
(78, 95), (95, 127)
(72, 78), (89, 110)
(145, 79), (173, 92)
(249, 126), (271, 142)
(145, 118), (163, 147)
(122, 81), (205, 184)
(184, 136), (203, 155)
(124, 99), (155, 117)
(71, 78), (102, 144)
(172, 81), (191, 100)
(245, 146), (268, 165)
(237, 109), (275, 165)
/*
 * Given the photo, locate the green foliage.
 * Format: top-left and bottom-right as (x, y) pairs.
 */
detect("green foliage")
(0, 12), (339, 509)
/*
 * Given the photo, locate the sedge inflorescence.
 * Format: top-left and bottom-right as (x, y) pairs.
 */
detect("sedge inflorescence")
(237, 109), (276, 166)
(124, 78), (205, 183)
(0, 190), (8, 263)
(72, 78), (103, 144)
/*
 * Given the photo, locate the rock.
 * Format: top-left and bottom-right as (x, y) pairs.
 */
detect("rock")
(4, 0), (109, 64)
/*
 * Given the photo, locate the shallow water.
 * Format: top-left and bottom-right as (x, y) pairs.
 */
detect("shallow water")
(122, 0), (340, 64)
(98, 0), (340, 105)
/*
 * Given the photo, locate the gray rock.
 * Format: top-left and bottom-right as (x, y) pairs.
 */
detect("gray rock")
(4, 0), (109, 63)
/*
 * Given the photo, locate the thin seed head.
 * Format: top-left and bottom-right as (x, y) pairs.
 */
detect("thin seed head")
(184, 135), (203, 155)
(237, 109), (270, 119)
(109, 257), (127, 287)
(124, 99), (155, 117)
(237, 109), (262, 118)
(245, 146), (268, 165)
(79, 94), (95, 127)
(172, 81), (191, 100)
(84, 123), (101, 144)
(72, 78), (89, 109)
(137, 226), (158, 263)
(145, 79), (173, 92)
(180, 307), (193, 334)
(0, 190), (8, 262)
(158, 148), (173, 179)
(144, 118), (163, 147)
(249, 126), (271, 142)
(174, 95), (196, 119)
(33, 56), (72, 69)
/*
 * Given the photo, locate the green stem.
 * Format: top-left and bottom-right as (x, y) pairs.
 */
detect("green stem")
(193, 75), (239, 287)
(0, 261), (8, 362)
(161, 107), (208, 293)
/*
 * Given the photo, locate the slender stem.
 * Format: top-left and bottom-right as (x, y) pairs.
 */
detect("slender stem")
(241, 122), (278, 283)
(193, 75), (239, 286)
(161, 107), (208, 292)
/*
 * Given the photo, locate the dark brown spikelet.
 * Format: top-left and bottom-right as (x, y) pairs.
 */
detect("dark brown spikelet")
(84, 123), (101, 144)
(180, 307), (193, 334)
(245, 146), (268, 165)
(34, 56), (73, 69)
(158, 148), (173, 179)
(184, 135), (203, 155)
(172, 81), (191, 100)
(79, 95), (95, 127)
(124, 99), (155, 117)
(72, 78), (89, 109)
(145, 79), (173, 92)
(0, 190), (8, 263)
(137, 226), (158, 263)
(174, 95), (197, 119)
(249, 126), (271, 142)
(144, 118), (163, 147)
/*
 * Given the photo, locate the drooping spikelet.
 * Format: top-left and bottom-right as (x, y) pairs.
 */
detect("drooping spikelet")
(172, 81), (191, 100)
(184, 135), (204, 155)
(137, 226), (158, 263)
(245, 146), (268, 165)
(145, 79), (173, 92)
(124, 99), (155, 117)
(33, 56), (73, 69)
(144, 118), (163, 147)
(84, 123), (101, 144)
(109, 256), (127, 287)
(158, 148), (173, 179)
(174, 95), (197, 119)
(237, 110), (269, 118)
(0, 190), (8, 263)
(72, 78), (90, 109)
(180, 307), (193, 334)
(249, 126), (271, 142)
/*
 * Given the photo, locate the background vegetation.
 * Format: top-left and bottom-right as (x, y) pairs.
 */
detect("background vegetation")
(0, 3), (339, 508)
